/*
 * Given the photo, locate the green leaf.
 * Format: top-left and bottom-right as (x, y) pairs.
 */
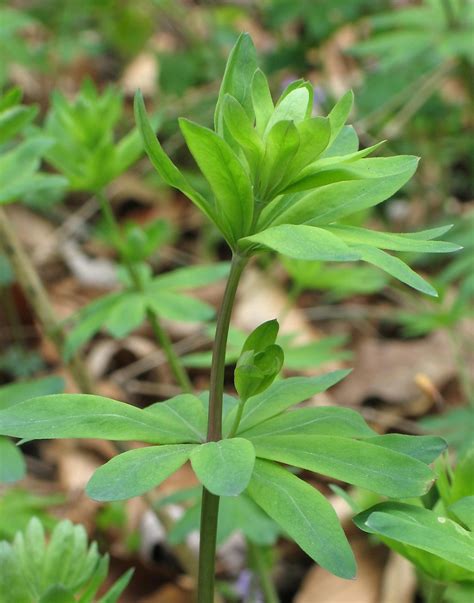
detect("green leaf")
(234, 344), (284, 401)
(362, 434), (447, 464)
(97, 568), (134, 603)
(223, 370), (350, 435)
(0, 376), (64, 411)
(326, 225), (462, 253)
(327, 91), (354, 145)
(352, 245), (438, 296)
(241, 319), (279, 354)
(190, 438), (255, 496)
(148, 262), (230, 291)
(0, 436), (25, 483)
(264, 88), (309, 135)
(247, 460), (356, 579)
(241, 406), (376, 439)
(86, 444), (195, 501)
(0, 104), (37, 143)
(252, 435), (435, 497)
(239, 224), (361, 262)
(40, 586), (76, 603)
(104, 293), (146, 338)
(145, 291), (215, 322)
(145, 394), (207, 443)
(287, 117), (331, 177)
(354, 502), (474, 573)
(251, 69), (274, 136)
(134, 91), (216, 224)
(214, 33), (257, 133)
(222, 94), (263, 173)
(179, 118), (254, 242)
(0, 394), (174, 443)
(449, 496), (474, 531)
(265, 156), (419, 227)
(258, 120), (300, 199)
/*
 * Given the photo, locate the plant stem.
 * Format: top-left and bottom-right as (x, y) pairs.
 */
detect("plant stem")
(228, 396), (248, 438)
(425, 580), (447, 603)
(96, 190), (192, 392)
(198, 253), (247, 603)
(0, 207), (95, 393)
(247, 539), (279, 603)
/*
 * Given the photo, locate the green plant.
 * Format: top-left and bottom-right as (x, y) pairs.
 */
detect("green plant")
(0, 33), (460, 602)
(354, 450), (474, 602)
(0, 517), (133, 603)
(0, 489), (63, 541)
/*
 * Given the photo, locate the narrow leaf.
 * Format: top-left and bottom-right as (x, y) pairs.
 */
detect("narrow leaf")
(0, 437), (25, 483)
(327, 91), (354, 145)
(239, 224), (361, 262)
(86, 444), (195, 501)
(362, 434), (447, 464)
(251, 69), (274, 136)
(252, 435), (436, 497)
(145, 394), (207, 443)
(247, 460), (356, 579)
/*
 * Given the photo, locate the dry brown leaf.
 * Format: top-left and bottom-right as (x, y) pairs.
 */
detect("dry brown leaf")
(295, 538), (386, 603)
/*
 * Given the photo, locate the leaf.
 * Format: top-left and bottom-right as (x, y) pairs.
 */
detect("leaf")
(234, 345), (284, 401)
(0, 376), (64, 410)
(241, 319), (279, 354)
(362, 434), (447, 464)
(240, 406), (376, 439)
(449, 496), (474, 531)
(0, 437), (25, 483)
(287, 117), (331, 177)
(40, 586), (76, 603)
(190, 438), (255, 496)
(247, 459), (356, 579)
(148, 262), (230, 290)
(104, 293), (146, 338)
(352, 245), (438, 296)
(134, 91), (216, 223)
(326, 225), (462, 253)
(87, 444), (195, 501)
(145, 291), (215, 322)
(179, 118), (254, 241)
(97, 568), (134, 603)
(252, 435), (435, 497)
(0, 104), (37, 143)
(239, 224), (361, 262)
(222, 94), (263, 173)
(251, 69), (274, 136)
(265, 156), (419, 227)
(223, 370), (350, 435)
(264, 88), (310, 135)
(258, 120), (300, 199)
(327, 91), (354, 145)
(145, 394), (207, 443)
(0, 394), (176, 443)
(354, 502), (474, 573)
(214, 33), (257, 133)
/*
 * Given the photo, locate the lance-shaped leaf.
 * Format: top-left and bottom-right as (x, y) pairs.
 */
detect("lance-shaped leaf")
(179, 118), (254, 242)
(87, 444), (195, 501)
(214, 33), (257, 133)
(145, 291), (215, 323)
(223, 370), (350, 435)
(134, 91), (216, 225)
(327, 91), (354, 145)
(239, 224), (361, 262)
(0, 394), (177, 443)
(247, 460), (356, 579)
(222, 94), (263, 174)
(325, 224), (461, 253)
(0, 375), (64, 410)
(285, 117), (331, 179)
(251, 69), (274, 136)
(449, 496), (474, 531)
(361, 434), (447, 464)
(0, 436), (25, 483)
(354, 502), (474, 574)
(190, 438), (255, 496)
(252, 435), (435, 498)
(147, 262), (230, 290)
(104, 292), (146, 338)
(264, 88), (309, 136)
(240, 406), (376, 439)
(352, 245), (438, 296)
(145, 394), (207, 443)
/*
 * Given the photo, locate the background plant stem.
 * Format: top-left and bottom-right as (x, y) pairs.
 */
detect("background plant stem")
(0, 207), (95, 393)
(96, 190), (192, 392)
(198, 252), (247, 603)
(247, 539), (279, 603)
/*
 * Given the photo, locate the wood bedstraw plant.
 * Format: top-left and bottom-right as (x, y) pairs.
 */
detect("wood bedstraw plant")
(0, 34), (461, 602)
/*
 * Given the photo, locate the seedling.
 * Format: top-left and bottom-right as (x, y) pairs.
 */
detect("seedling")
(0, 34), (460, 602)
(0, 517), (133, 603)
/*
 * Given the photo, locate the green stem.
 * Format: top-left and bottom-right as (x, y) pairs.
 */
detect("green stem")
(96, 191), (192, 393)
(425, 580), (447, 603)
(198, 253), (247, 603)
(247, 539), (279, 603)
(228, 396), (248, 438)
